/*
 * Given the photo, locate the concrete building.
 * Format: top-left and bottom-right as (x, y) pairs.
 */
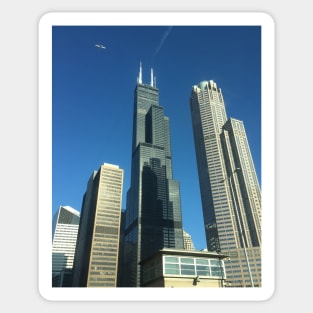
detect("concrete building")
(190, 80), (262, 287)
(52, 205), (80, 287)
(183, 230), (195, 251)
(72, 163), (124, 287)
(140, 248), (229, 288)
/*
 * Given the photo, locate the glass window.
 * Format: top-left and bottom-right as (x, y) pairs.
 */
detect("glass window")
(211, 266), (223, 277)
(196, 265), (209, 271)
(210, 259), (221, 266)
(196, 265), (210, 276)
(196, 270), (210, 276)
(195, 259), (209, 265)
(180, 257), (194, 264)
(164, 268), (180, 275)
(164, 256), (179, 263)
(165, 263), (179, 270)
(181, 264), (195, 275)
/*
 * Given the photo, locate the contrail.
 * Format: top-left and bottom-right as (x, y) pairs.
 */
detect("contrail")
(153, 26), (173, 57)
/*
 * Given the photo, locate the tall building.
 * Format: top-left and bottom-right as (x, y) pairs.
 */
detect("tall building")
(122, 64), (184, 287)
(72, 163), (124, 287)
(117, 209), (126, 287)
(190, 80), (262, 287)
(52, 205), (80, 287)
(183, 230), (195, 251)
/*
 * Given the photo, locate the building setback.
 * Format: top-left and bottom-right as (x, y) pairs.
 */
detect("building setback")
(189, 80), (262, 287)
(72, 163), (124, 287)
(122, 64), (184, 287)
(52, 205), (80, 287)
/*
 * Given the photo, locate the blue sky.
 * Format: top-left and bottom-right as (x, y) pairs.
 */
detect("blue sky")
(52, 25), (261, 250)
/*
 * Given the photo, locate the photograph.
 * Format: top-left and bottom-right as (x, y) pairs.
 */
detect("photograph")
(39, 11), (275, 301)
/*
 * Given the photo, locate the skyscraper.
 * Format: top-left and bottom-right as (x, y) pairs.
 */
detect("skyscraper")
(72, 163), (124, 287)
(183, 230), (195, 251)
(52, 205), (80, 287)
(122, 64), (184, 287)
(190, 80), (262, 287)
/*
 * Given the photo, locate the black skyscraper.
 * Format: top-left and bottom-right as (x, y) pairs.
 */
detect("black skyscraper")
(122, 64), (184, 287)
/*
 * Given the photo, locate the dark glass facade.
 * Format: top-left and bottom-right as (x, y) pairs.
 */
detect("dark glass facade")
(122, 72), (184, 287)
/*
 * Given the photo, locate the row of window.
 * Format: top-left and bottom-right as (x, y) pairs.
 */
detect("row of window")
(89, 271), (116, 276)
(53, 237), (78, 244)
(93, 238), (118, 244)
(163, 256), (225, 278)
(92, 247), (118, 253)
(97, 198), (122, 205)
(88, 277), (115, 282)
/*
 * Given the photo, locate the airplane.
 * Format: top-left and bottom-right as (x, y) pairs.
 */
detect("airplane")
(95, 44), (106, 49)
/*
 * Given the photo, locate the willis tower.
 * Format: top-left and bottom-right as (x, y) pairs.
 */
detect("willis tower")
(122, 63), (184, 287)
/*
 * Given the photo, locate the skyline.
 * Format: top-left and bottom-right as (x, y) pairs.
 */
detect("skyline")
(52, 24), (261, 250)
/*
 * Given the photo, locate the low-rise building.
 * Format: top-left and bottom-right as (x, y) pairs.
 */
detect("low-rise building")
(140, 248), (229, 287)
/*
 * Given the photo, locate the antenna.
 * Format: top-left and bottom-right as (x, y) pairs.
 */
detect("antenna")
(150, 68), (154, 87)
(138, 62), (142, 84)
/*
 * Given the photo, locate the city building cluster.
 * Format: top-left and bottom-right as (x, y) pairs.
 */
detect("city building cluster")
(52, 64), (262, 288)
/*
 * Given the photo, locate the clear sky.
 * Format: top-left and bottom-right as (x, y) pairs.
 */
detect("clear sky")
(52, 25), (261, 250)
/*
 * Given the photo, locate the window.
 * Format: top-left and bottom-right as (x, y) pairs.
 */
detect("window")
(181, 264), (195, 275)
(163, 255), (225, 278)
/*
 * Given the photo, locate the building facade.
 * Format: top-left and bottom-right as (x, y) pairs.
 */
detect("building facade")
(189, 80), (262, 287)
(122, 64), (184, 287)
(72, 163), (124, 287)
(183, 230), (195, 251)
(52, 205), (80, 287)
(140, 248), (229, 288)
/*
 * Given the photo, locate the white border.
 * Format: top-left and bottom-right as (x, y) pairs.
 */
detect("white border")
(39, 12), (275, 301)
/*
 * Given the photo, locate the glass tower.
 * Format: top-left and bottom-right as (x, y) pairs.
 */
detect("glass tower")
(123, 64), (184, 287)
(190, 80), (262, 287)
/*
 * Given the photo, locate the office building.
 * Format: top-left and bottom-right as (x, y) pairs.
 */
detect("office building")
(72, 163), (124, 287)
(122, 64), (184, 287)
(190, 80), (262, 287)
(117, 209), (126, 287)
(183, 230), (195, 251)
(52, 205), (80, 287)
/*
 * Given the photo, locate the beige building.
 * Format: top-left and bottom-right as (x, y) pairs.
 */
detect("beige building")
(140, 248), (229, 288)
(190, 80), (262, 287)
(183, 230), (195, 251)
(72, 163), (124, 287)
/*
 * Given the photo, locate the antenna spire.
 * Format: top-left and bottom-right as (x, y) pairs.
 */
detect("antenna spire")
(150, 68), (154, 87)
(138, 61), (142, 84)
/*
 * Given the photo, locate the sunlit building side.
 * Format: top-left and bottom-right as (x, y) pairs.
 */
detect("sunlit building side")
(190, 80), (262, 287)
(183, 230), (195, 251)
(72, 163), (124, 287)
(52, 205), (80, 287)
